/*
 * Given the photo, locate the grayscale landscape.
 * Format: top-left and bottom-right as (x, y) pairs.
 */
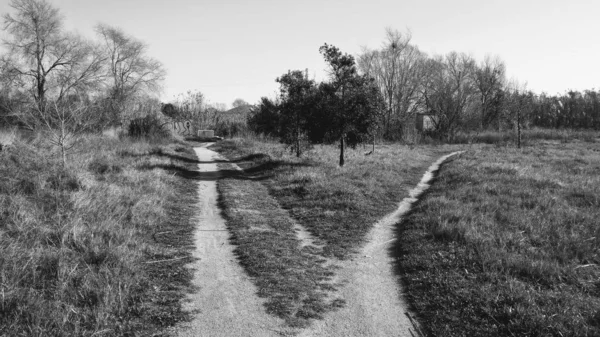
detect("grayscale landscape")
(1, 0), (599, 336)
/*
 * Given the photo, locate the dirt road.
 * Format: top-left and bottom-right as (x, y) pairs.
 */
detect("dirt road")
(174, 144), (287, 337)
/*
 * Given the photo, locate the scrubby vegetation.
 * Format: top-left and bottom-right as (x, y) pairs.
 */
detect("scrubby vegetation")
(395, 136), (600, 336)
(0, 134), (198, 336)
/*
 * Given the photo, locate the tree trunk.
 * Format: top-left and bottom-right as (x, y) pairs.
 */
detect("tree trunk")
(61, 144), (67, 167)
(517, 109), (522, 149)
(37, 76), (46, 114)
(339, 135), (345, 167)
(372, 133), (375, 153)
(296, 125), (300, 157)
(60, 123), (67, 167)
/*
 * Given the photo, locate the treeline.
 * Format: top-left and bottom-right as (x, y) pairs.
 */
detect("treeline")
(250, 29), (599, 148)
(360, 29), (600, 139)
(530, 90), (600, 129)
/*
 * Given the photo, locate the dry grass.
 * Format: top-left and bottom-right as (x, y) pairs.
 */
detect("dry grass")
(396, 137), (600, 336)
(451, 127), (599, 145)
(0, 133), (198, 336)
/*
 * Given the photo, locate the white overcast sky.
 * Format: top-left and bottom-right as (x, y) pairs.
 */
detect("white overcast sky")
(1, 0), (598, 107)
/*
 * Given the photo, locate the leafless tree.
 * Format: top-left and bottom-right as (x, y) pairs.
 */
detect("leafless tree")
(473, 55), (506, 129)
(27, 96), (94, 166)
(357, 28), (426, 139)
(95, 23), (166, 120)
(505, 80), (533, 148)
(422, 52), (478, 140)
(2, 0), (105, 115)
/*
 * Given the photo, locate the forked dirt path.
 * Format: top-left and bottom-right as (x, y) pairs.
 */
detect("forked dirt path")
(174, 143), (288, 337)
(175, 145), (463, 336)
(297, 151), (464, 337)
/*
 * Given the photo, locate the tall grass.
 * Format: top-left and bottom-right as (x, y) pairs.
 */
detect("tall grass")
(396, 140), (600, 336)
(0, 133), (197, 336)
(450, 127), (599, 145)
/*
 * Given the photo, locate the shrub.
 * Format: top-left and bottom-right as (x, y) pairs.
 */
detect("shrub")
(127, 114), (171, 140)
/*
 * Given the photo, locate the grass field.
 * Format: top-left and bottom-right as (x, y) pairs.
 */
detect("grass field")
(396, 137), (600, 336)
(212, 138), (459, 326)
(0, 133), (198, 336)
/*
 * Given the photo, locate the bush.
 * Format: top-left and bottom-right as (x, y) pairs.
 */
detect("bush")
(127, 114), (171, 140)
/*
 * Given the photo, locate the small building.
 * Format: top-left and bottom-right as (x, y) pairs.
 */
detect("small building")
(416, 113), (438, 132)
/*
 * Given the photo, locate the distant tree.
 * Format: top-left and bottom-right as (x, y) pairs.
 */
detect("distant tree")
(319, 44), (382, 166)
(95, 23), (165, 121)
(276, 69), (316, 157)
(357, 28), (425, 140)
(506, 81), (534, 148)
(473, 56), (506, 130)
(247, 97), (280, 137)
(232, 98), (249, 108)
(2, 0), (105, 115)
(422, 52), (478, 141)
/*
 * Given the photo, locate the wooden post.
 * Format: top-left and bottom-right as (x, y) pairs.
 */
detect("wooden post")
(517, 107), (522, 149)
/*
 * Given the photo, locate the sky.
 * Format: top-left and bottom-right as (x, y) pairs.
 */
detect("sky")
(0, 0), (598, 108)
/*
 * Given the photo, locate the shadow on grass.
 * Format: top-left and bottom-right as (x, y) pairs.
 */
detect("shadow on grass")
(128, 149), (272, 166)
(137, 159), (312, 182)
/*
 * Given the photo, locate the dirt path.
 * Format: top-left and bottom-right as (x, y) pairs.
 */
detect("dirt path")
(298, 151), (463, 337)
(174, 143), (286, 337)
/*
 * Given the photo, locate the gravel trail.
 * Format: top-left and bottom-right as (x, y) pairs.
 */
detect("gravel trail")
(174, 144), (287, 337)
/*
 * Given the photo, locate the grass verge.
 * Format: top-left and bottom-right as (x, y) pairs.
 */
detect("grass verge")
(218, 171), (342, 327)
(0, 133), (198, 336)
(395, 139), (600, 336)
(211, 138), (458, 326)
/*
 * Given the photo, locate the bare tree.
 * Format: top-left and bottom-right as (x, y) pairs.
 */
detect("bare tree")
(473, 55), (506, 129)
(2, 0), (105, 115)
(95, 23), (166, 120)
(506, 80), (533, 148)
(357, 28), (426, 139)
(28, 96), (94, 166)
(422, 52), (478, 140)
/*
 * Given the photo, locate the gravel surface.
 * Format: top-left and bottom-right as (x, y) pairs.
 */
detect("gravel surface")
(174, 144), (289, 337)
